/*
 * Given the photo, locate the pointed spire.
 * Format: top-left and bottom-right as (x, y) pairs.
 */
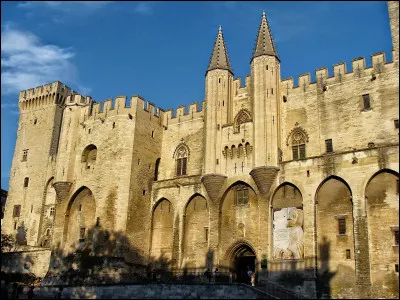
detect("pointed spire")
(251, 10), (280, 62)
(207, 25), (233, 75)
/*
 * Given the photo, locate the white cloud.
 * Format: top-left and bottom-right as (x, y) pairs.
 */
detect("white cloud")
(134, 2), (154, 15)
(18, 1), (111, 11)
(1, 26), (90, 96)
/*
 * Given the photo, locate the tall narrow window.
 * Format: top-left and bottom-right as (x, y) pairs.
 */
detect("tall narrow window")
(338, 218), (346, 235)
(362, 94), (371, 110)
(205, 227), (209, 242)
(50, 207), (56, 216)
(236, 188), (249, 205)
(346, 249), (351, 259)
(176, 157), (187, 176)
(394, 229), (399, 246)
(325, 139), (333, 153)
(292, 146), (299, 160)
(175, 144), (189, 177)
(79, 227), (86, 241)
(13, 205), (21, 217)
(395, 119), (399, 129)
(22, 150), (28, 162)
(291, 129), (307, 160)
(24, 177), (29, 187)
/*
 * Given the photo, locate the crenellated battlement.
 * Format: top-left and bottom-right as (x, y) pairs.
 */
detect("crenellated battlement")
(233, 75), (251, 96)
(280, 51), (390, 94)
(161, 101), (204, 126)
(69, 91), (205, 129)
(18, 81), (73, 111)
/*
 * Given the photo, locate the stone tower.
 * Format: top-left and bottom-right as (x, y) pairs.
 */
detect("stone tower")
(2, 82), (70, 246)
(249, 11), (280, 195)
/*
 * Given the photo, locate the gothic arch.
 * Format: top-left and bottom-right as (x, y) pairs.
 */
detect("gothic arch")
(150, 198), (174, 261)
(286, 125), (309, 146)
(271, 182), (304, 260)
(183, 193), (209, 214)
(364, 168), (399, 297)
(63, 186), (96, 252)
(315, 175), (353, 204)
(182, 194), (209, 268)
(219, 180), (257, 210)
(314, 175), (356, 295)
(173, 142), (190, 159)
(152, 197), (174, 214)
(271, 181), (304, 205)
(233, 109), (252, 133)
(363, 168), (399, 193)
(224, 239), (257, 261)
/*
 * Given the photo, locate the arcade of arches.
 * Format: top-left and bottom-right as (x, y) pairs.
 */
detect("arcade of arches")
(50, 170), (398, 298)
(147, 170), (398, 298)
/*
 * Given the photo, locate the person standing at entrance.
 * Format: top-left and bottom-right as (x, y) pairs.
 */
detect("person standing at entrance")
(247, 266), (252, 283)
(251, 272), (256, 287)
(214, 268), (220, 283)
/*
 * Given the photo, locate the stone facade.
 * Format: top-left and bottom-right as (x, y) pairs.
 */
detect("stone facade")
(2, 2), (399, 298)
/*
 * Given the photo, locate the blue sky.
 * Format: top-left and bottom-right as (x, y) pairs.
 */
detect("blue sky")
(1, 1), (393, 190)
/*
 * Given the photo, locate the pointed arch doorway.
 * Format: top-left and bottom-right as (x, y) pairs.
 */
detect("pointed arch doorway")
(228, 242), (257, 283)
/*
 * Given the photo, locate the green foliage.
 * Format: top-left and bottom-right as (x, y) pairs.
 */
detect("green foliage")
(1, 233), (16, 253)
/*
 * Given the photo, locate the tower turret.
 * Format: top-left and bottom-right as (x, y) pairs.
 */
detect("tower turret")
(202, 26), (234, 204)
(249, 11), (280, 195)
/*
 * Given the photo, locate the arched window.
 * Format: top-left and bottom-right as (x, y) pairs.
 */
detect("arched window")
(233, 109), (252, 133)
(287, 125), (309, 161)
(174, 144), (189, 177)
(81, 144), (97, 169)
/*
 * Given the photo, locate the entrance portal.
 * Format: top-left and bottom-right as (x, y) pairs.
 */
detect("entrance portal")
(232, 245), (256, 283)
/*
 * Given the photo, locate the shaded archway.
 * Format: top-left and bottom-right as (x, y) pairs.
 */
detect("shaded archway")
(315, 176), (355, 298)
(226, 241), (257, 283)
(271, 182), (304, 260)
(63, 187), (96, 253)
(219, 181), (258, 269)
(365, 169), (399, 299)
(150, 198), (174, 261)
(182, 194), (209, 268)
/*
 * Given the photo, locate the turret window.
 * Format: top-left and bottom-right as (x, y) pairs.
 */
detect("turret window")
(13, 205), (21, 217)
(22, 149), (29, 162)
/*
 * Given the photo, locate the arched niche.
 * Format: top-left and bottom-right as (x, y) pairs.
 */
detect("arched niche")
(63, 187), (96, 253)
(81, 144), (97, 169)
(151, 199), (174, 261)
(271, 183), (304, 260)
(315, 176), (355, 298)
(365, 169), (399, 298)
(219, 181), (258, 260)
(182, 194), (209, 268)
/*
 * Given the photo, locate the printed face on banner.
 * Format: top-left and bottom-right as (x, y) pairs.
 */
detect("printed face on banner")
(272, 207), (304, 260)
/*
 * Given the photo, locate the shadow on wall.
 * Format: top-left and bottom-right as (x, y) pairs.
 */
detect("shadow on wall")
(2, 226), (338, 299)
(316, 236), (336, 299)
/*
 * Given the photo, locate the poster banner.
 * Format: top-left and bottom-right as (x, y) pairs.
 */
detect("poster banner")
(272, 207), (304, 260)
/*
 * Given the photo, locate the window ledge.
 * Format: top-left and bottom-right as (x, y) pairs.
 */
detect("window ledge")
(337, 234), (348, 237)
(361, 108), (372, 112)
(392, 245), (399, 248)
